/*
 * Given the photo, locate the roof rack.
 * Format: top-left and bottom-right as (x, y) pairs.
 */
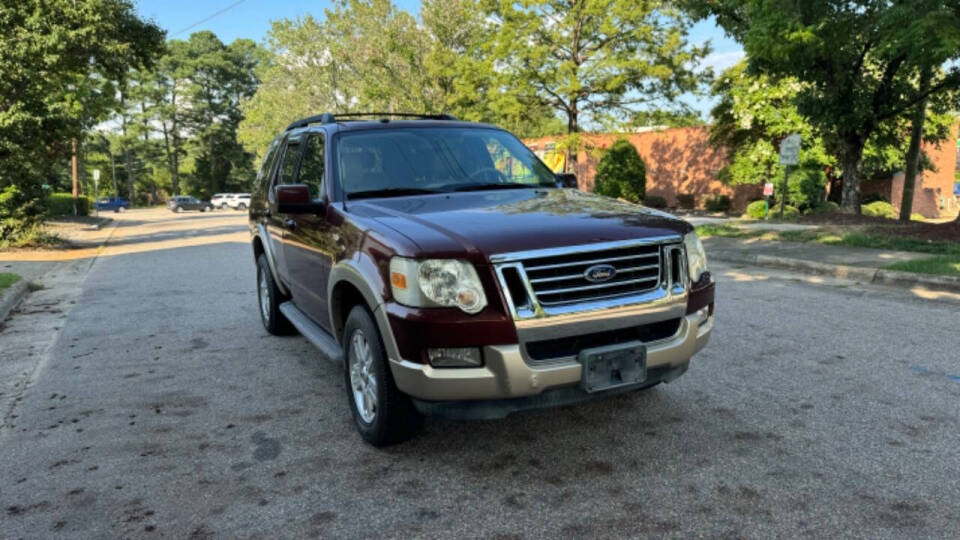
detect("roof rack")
(284, 112), (457, 131)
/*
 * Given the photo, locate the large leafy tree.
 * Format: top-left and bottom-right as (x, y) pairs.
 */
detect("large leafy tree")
(0, 0), (163, 236)
(686, 0), (960, 213)
(485, 0), (710, 134)
(711, 61), (955, 211)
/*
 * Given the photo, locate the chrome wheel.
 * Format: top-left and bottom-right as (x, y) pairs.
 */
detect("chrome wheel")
(258, 269), (271, 324)
(348, 330), (378, 424)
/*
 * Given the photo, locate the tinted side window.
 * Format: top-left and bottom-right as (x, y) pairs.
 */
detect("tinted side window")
(278, 140), (302, 185)
(299, 133), (325, 199)
(256, 139), (280, 190)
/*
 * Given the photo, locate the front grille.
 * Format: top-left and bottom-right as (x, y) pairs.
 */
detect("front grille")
(524, 318), (683, 364)
(519, 243), (663, 306)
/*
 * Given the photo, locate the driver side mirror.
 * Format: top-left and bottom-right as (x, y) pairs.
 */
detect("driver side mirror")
(276, 184), (325, 214)
(556, 173), (578, 189)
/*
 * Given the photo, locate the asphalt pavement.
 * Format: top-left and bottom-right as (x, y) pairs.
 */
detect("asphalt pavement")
(1, 208), (959, 539)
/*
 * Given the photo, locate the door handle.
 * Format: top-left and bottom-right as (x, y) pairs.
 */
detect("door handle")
(284, 218), (296, 230)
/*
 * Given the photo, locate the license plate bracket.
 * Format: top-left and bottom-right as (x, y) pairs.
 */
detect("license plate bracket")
(578, 341), (647, 393)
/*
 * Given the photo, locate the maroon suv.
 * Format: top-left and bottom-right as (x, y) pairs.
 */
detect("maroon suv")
(249, 113), (714, 445)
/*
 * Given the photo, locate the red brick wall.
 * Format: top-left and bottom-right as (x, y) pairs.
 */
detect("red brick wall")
(525, 127), (761, 211)
(861, 121), (959, 218)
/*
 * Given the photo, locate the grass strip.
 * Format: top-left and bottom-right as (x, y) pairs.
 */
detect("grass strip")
(883, 256), (960, 276)
(0, 273), (21, 290)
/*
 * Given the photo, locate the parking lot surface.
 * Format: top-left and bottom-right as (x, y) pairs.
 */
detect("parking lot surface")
(1, 208), (959, 538)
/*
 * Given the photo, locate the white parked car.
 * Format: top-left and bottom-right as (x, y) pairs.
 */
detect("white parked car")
(211, 193), (233, 209)
(227, 193), (251, 210)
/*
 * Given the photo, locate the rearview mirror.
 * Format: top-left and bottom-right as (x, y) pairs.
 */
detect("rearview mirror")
(276, 184), (325, 214)
(556, 172), (578, 189)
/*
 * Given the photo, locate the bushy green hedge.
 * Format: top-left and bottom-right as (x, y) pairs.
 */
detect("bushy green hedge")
(643, 195), (667, 208)
(676, 193), (696, 209)
(746, 200), (768, 219)
(810, 201), (840, 214)
(594, 138), (646, 203)
(1, 185), (47, 242)
(48, 193), (91, 216)
(862, 201), (896, 219)
(704, 194), (731, 212)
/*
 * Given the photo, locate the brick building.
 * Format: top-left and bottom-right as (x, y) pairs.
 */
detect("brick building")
(526, 123), (959, 217)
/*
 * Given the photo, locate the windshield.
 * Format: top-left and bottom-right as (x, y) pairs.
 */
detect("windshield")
(335, 127), (557, 198)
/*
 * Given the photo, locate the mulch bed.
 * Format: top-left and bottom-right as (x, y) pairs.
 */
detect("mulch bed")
(797, 213), (960, 244)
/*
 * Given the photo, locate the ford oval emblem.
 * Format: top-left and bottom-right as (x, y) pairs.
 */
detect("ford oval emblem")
(584, 264), (617, 283)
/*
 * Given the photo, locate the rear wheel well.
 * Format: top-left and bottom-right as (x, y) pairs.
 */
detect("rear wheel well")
(252, 236), (265, 264)
(331, 281), (369, 343)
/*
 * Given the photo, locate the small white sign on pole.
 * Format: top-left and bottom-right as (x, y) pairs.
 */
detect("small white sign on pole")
(779, 134), (801, 166)
(93, 169), (101, 181)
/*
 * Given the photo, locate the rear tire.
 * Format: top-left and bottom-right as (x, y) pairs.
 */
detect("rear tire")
(174, 206), (183, 213)
(238, 203), (247, 210)
(343, 305), (422, 446)
(256, 253), (295, 335)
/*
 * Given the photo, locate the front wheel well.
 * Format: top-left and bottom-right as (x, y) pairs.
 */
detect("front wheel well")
(252, 236), (265, 264)
(330, 281), (370, 344)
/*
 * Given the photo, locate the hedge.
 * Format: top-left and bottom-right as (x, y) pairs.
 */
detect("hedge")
(48, 193), (91, 216)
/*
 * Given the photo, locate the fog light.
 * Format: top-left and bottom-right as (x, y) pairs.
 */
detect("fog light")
(427, 347), (483, 367)
(696, 306), (710, 325)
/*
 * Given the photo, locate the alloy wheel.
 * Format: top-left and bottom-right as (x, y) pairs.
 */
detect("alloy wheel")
(348, 330), (378, 424)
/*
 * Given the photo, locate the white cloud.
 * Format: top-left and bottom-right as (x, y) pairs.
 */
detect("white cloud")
(699, 50), (745, 75)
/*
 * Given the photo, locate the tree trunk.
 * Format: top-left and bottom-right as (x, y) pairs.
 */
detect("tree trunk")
(566, 105), (579, 179)
(899, 65), (932, 221)
(839, 135), (866, 213)
(124, 149), (136, 207)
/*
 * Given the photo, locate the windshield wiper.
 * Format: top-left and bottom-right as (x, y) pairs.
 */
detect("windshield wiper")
(451, 182), (544, 192)
(346, 188), (443, 200)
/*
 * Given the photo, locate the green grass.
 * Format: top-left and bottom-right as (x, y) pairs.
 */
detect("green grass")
(695, 224), (766, 239)
(0, 273), (21, 290)
(884, 256), (960, 276)
(778, 230), (960, 256)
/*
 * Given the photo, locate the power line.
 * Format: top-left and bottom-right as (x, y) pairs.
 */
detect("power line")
(169, 0), (246, 37)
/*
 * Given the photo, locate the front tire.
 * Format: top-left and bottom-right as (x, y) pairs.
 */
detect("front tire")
(174, 206), (183, 213)
(256, 253), (295, 335)
(237, 203), (247, 210)
(343, 305), (422, 446)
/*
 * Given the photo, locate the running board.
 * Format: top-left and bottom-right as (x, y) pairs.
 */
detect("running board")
(279, 302), (343, 364)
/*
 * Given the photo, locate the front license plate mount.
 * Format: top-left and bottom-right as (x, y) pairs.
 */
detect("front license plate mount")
(578, 341), (647, 393)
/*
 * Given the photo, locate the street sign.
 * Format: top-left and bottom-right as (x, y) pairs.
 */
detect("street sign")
(93, 169), (100, 181)
(763, 183), (774, 197)
(779, 134), (801, 165)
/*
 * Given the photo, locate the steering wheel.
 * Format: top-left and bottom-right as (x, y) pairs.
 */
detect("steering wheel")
(468, 167), (507, 183)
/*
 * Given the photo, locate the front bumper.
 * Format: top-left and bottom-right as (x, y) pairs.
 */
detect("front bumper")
(388, 309), (712, 403)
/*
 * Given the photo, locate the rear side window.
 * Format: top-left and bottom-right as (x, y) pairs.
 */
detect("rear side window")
(299, 133), (325, 199)
(256, 139), (281, 190)
(277, 139), (302, 185)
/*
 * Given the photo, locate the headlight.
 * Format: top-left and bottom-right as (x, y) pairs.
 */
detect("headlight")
(389, 257), (488, 314)
(684, 232), (708, 283)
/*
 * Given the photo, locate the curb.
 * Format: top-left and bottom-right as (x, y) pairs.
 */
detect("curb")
(710, 251), (960, 293)
(0, 279), (30, 323)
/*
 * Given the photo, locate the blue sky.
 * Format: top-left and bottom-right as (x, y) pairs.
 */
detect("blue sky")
(135, 0), (744, 116)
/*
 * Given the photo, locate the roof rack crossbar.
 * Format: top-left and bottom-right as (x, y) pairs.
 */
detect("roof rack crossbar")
(284, 112), (457, 131)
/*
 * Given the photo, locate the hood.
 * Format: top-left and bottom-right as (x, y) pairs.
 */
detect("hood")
(349, 188), (692, 261)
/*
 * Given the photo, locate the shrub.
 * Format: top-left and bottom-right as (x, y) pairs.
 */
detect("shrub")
(48, 193), (91, 216)
(779, 205), (800, 219)
(861, 192), (890, 205)
(811, 201), (840, 215)
(911, 213), (925, 222)
(862, 201), (897, 219)
(787, 166), (827, 212)
(704, 194), (731, 212)
(676, 193), (696, 209)
(1, 185), (47, 243)
(644, 195), (667, 208)
(746, 200), (768, 219)
(593, 138), (646, 203)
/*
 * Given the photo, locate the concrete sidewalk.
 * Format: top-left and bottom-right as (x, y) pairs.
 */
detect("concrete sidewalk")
(703, 236), (960, 293)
